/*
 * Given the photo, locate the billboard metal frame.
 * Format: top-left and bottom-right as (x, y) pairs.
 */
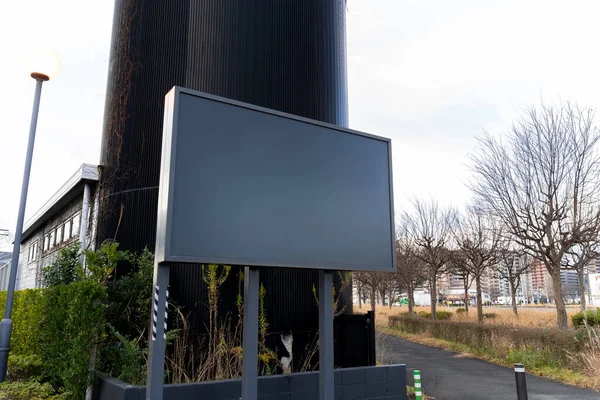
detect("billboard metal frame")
(155, 86), (396, 272)
(146, 87), (395, 400)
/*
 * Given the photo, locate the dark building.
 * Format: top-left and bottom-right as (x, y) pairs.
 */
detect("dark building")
(99, 0), (354, 366)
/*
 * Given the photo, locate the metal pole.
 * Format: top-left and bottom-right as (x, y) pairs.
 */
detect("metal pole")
(514, 363), (528, 400)
(0, 78), (44, 382)
(79, 183), (91, 249)
(146, 262), (170, 400)
(79, 183), (91, 267)
(242, 266), (260, 400)
(319, 270), (334, 400)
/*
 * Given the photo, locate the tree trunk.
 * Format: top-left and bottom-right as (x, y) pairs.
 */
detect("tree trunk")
(370, 286), (376, 313)
(388, 287), (394, 309)
(463, 278), (469, 314)
(550, 269), (568, 330)
(379, 288), (387, 306)
(509, 279), (518, 316)
(475, 274), (484, 323)
(430, 273), (438, 320)
(577, 266), (586, 312)
(357, 284), (362, 309)
(408, 283), (415, 314)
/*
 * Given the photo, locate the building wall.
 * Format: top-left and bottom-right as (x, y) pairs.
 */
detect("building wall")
(15, 186), (97, 290)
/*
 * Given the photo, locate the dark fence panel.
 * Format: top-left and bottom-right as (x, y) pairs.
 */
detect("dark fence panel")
(334, 311), (376, 367)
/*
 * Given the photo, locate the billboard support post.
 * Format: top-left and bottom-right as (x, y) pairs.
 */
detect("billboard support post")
(319, 270), (334, 400)
(242, 266), (260, 400)
(146, 262), (170, 400)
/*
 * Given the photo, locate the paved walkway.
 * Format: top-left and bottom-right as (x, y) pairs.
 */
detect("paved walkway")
(377, 333), (599, 400)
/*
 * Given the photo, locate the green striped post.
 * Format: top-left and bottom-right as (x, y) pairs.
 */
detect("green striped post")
(414, 369), (422, 400)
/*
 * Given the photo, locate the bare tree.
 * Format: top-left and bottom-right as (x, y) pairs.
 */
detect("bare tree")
(454, 205), (503, 323)
(496, 238), (530, 316)
(403, 198), (456, 320)
(562, 242), (599, 311)
(395, 237), (428, 314)
(355, 278), (364, 309)
(354, 272), (385, 313)
(469, 102), (600, 329)
(448, 250), (473, 314)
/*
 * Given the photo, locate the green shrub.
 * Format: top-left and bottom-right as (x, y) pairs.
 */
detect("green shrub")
(483, 313), (498, 320)
(0, 290), (45, 358)
(7, 355), (45, 383)
(0, 381), (69, 400)
(456, 308), (466, 314)
(41, 244), (80, 287)
(571, 309), (599, 327)
(436, 311), (453, 320)
(39, 279), (107, 399)
(416, 311), (452, 320)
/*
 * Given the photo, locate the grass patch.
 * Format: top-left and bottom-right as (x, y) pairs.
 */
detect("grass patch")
(406, 385), (435, 399)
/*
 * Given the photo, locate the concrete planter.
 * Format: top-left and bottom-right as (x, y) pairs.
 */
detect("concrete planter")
(94, 364), (407, 400)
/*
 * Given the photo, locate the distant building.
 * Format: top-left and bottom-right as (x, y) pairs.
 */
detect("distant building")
(586, 257), (600, 274)
(490, 254), (532, 304)
(0, 164), (99, 290)
(530, 259), (554, 301)
(589, 273), (600, 306)
(560, 270), (580, 300)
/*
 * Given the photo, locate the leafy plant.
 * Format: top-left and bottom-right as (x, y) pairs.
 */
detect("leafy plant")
(41, 244), (80, 287)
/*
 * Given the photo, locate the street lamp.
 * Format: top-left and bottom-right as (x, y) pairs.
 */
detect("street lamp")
(0, 50), (61, 382)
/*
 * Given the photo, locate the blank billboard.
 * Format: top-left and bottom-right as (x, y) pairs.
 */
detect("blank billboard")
(156, 87), (395, 271)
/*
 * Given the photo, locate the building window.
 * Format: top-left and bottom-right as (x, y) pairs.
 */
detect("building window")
(72, 212), (81, 240)
(64, 220), (72, 241)
(28, 241), (38, 263)
(43, 235), (50, 251)
(56, 225), (63, 245)
(49, 230), (55, 249)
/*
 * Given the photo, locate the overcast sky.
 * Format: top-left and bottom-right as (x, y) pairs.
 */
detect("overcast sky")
(2, 0), (600, 251)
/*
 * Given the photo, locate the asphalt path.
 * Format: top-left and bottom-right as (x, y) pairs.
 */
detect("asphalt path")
(377, 333), (600, 400)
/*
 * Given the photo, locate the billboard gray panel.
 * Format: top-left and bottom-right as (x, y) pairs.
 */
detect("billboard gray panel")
(156, 87), (395, 271)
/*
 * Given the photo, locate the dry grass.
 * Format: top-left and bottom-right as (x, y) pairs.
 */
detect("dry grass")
(569, 325), (600, 378)
(356, 304), (582, 329)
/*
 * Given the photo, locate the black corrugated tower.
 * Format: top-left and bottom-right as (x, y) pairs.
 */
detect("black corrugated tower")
(99, 0), (350, 365)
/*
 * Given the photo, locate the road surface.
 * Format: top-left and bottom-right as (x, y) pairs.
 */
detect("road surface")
(378, 333), (599, 400)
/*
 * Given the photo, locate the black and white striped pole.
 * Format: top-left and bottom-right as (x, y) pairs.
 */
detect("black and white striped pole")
(514, 363), (528, 400)
(146, 262), (170, 400)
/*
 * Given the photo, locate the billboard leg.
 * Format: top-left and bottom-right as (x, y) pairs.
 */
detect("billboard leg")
(319, 270), (334, 400)
(242, 266), (260, 400)
(146, 262), (170, 400)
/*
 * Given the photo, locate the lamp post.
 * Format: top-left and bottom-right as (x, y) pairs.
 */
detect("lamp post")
(0, 50), (61, 382)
